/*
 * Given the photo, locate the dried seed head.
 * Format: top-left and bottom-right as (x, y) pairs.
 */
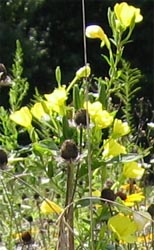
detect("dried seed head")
(21, 231), (32, 243)
(101, 188), (115, 202)
(61, 139), (78, 161)
(115, 191), (127, 201)
(74, 109), (89, 127)
(0, 149), (8, 169)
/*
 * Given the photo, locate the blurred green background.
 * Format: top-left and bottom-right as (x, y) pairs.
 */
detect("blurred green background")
(0, 0), (153, 106)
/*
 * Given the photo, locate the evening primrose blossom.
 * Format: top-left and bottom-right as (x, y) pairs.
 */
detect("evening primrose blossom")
(10, 106), (32, 128)
(112, 119), (130, 138)
(114, 2), (143, 29)
(123, 161), (145, 179)
(108, 213), (137, 243)
(31, 102), (49, 121)
(84, 101), (113, 129)
(103, 138), (126, 158)
(44, 86), (67, 115)
(86, 25), (110, 48)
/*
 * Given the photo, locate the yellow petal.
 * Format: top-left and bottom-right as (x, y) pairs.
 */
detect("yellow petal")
(31, 102), (47, 120)
(114, 2), (143, 28)
(112, 119), (130, 138)
(108, 213), (137, 243)
(10, 106), (32, 128)
(123, 162), (145, 179)
(103, 139), (126, 158)
(40, 199), (63, 215)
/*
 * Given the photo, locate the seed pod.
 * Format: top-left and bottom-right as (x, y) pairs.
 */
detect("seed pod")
(0, 149), (8, 170)
(74, 109), (89, 127)
(61, 140), (78, 161)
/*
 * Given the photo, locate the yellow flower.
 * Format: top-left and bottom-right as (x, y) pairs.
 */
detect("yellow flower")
(10, 106), (32, 128)
(31, 102), (48, 120)
(124, 193), (145, 207)
(86, 25), (110, 48)
(112, 119), (130, 138)
(40, 199), (63, 215)
(103, 139), (126, 158)
(123, 162), (145, 179)
(114, 2), (143, 29)
(76, 64), (91, 79)
(44, 86), (67, 115)
(85, 101), (113, 129)
(94, 110), (114, 129)
(108, 213), (137, 243)
(133, 211), (151, 231)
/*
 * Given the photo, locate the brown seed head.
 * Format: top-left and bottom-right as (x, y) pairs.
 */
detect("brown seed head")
(101, 188), (115, 202)
(61, 139), (78, 160)
(74, 109), (89, 127)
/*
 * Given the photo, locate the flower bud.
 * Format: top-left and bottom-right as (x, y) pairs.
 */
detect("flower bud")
(76, 65), (91, 79)
(61, 140), (78, 161)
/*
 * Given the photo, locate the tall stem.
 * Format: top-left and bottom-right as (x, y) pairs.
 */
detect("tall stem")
(65, 162), (74, 250)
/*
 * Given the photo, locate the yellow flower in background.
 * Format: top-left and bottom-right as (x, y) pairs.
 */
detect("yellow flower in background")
(31, 102), (48, 120)
(86, 25), (110, 48)
(124, 192), (145, 207)
(103, 139), (126, 158)
(10, 106), (32, 128)
(76, 64), (91, 79)
(108, 213), (137, 243)
(40, 199), (63, 215)
(114, 2), (143, 29)
(44, 86), (67, 115)
(133, 211), (151, 231)
(112, 119), (130, 138)
(123, 162), (145, 179)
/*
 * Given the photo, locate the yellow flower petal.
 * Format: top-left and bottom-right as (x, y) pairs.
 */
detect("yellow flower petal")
(124, 193), (145, 207)
(31, 102), (47, 120)
(40, 199), (63, 215)
(103, 139), (126, 158)
(123, 162), (145, 179)
(44, 86), (67, 115)
(112, 119), (130, 138)
(10, 106), (32, 128)
(108, 213), (137, 243)
(114, 2), (143, 29)
(86, 25), (110, 48)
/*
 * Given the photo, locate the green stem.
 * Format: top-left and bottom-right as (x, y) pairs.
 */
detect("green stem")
(65, 162), (74, 250)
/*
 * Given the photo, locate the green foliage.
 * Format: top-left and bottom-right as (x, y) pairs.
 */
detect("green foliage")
(9, 40), (29, 111)
(115, 60), (142, 127)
